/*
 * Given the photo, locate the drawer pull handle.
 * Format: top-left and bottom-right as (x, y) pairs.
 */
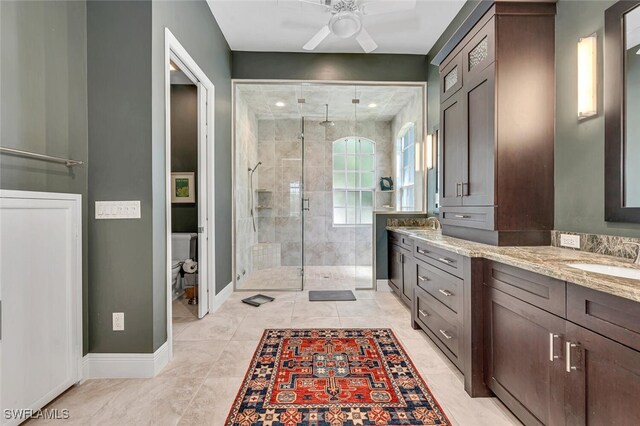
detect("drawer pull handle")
(454, 214), (470, 219)
(417, 248), (428, 255)
(438, 289), (453, 297)
(438, 257), (453, 264)
(549, 333), (561, 362)
(418, 309), (429, 317)
(418, 275), (429, 282)
(566, 341), (579, 372)
(439, 329), (453, 340)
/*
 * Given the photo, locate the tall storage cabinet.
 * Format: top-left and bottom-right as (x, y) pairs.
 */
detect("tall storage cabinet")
(437, 2), (556, 246)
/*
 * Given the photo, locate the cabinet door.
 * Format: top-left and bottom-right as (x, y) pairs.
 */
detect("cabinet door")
(440, 90), (465, 207)
(565, 323), (640, 426)
(401, 248), (415, 303)
(440, 53), (463, 102)
(484, 287), (566, 426)
(462, 63), (495, 206)
(388, 245), (402, 294)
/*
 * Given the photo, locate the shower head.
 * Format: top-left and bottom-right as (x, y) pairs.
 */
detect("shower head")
(319, 104), (335, 127)
(249, 161), (262, 173)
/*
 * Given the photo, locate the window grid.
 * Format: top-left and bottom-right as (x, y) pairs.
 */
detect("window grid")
(332, 138), (376, 225)
(398, 126), (415, 211)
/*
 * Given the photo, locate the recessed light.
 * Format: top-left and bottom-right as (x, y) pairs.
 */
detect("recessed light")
(368, 103), (377, 108)
(275, 101), (286, 107)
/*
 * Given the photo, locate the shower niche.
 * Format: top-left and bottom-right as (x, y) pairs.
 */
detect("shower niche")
(234, 82), (425, 291)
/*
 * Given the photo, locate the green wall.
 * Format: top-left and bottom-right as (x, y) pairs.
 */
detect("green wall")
(151, 0), (233, 350)
(555, 0), (640, 237)
(87, 0), (155, 353)
(87, 0), (232, 353)
(1, 0), (90, 354)
(232, 52), (428, 81)
(170, 85), (199, 234)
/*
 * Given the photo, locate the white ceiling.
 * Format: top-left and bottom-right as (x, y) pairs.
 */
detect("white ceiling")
(237, 83), (422, 120)
(207, 0), (465, 54)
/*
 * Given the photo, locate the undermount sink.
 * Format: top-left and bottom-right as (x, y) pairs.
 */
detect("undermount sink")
(567, 263), (640, 280)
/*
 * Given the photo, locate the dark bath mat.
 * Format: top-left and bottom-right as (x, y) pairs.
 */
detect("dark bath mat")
(309, 290), (356, 302)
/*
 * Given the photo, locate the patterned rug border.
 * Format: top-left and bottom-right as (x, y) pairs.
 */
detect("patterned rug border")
(225, 328), (452, 426)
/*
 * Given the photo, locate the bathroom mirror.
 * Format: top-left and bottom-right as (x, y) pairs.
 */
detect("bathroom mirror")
(605, 1), (640, 222)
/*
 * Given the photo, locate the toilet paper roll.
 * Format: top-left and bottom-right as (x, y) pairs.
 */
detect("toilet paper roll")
(183, 260), (198, 274)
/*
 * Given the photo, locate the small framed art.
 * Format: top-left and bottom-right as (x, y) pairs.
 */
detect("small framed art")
(171, 172), (195, 203)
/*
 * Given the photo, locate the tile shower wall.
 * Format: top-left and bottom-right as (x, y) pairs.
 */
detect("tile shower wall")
(256, 118), (393, 266)
(234, 92), (259, 281)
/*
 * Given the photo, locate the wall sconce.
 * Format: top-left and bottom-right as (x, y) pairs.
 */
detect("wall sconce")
(577, 33), (597, 119)
(426, 134), (434, 170)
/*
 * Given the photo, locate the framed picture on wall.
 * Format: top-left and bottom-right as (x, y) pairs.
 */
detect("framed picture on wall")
(171, 172), (195, 203)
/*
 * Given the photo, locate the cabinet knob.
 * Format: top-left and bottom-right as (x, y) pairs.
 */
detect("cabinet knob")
(438, 257), (453, 264)
(566, 341), (580, 372)
(418, 309), (429, 318)
(418, 275), (429, 282)
(549, 333), (562, 362)
(417, 248), (428, 255)
(438, 289), (453, 297)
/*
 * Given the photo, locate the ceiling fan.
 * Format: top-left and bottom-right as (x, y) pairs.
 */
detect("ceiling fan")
(287, 0), (416, 53)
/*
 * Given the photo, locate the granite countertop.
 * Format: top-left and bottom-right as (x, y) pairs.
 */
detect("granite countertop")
(387, 226), (640, 303)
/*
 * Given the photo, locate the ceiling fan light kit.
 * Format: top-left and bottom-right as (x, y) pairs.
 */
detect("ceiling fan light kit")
(330, 11), (362, 39)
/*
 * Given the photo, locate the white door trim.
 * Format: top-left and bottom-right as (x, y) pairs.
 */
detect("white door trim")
(164, 28), (216, 361)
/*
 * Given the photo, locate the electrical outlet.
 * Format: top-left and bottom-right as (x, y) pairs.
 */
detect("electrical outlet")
(560, 234), (581, 249)
(112, 312), (125, 331)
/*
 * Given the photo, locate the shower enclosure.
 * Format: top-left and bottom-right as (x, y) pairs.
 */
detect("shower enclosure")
(234, 82), (425, 291)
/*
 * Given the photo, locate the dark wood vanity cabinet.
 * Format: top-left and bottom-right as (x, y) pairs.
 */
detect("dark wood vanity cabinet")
(484, 261), (640, 426)
(388, 233), (415, 306)
(437, 3), (556, 246)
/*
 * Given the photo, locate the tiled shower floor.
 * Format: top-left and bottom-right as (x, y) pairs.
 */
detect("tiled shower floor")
(235, 265), (374, 290)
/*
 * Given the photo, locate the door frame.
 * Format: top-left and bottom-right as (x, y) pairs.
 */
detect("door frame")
(164, 28), (215, 359)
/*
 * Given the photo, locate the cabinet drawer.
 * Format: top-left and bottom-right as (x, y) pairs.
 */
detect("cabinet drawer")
(414, 241), (463, 278)
(415, 288), (461, 364)
(440, 206), (494, 230)
(389, 232), (413, 250)
(416, 260), (463, 317)
(484, 261), (566, 317)
(440, 53), (463, 102)
(462, 17), (495, 81)
(567, 283), (640, 352)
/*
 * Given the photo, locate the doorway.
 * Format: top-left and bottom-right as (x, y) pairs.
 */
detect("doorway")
(164, 29), (215, 359)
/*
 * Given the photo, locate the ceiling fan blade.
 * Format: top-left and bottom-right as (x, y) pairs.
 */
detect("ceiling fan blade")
(303, 25), (331, 50)
(356, 27), (378, 53)
(361, 0), (416, 16)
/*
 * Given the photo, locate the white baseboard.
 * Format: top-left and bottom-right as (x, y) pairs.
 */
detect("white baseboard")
(82, 341), (169, 379)
(211, 281), (233, 312)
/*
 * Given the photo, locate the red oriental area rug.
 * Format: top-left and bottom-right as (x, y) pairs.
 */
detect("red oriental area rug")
(225, 328), (451, 426)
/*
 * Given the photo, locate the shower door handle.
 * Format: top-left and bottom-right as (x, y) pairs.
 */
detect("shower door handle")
(302, 198), (310, 211)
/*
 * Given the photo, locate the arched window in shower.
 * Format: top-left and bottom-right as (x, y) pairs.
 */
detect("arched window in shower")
(332, 137), (376, 225)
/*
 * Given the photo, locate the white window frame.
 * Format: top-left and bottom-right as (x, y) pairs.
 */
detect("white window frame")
(332, 137), (376, 226)
(397, 124), (416, 211)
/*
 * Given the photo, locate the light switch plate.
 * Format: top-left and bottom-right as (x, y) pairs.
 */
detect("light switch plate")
(95, 201), (141, 219)
(560, 234), (581, 249)
(112, 312), (124, 331)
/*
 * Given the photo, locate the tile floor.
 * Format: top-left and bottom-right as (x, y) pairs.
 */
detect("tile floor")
(30, 281), (521, 426)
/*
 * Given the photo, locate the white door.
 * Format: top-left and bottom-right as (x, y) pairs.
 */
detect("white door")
(0, 191), (82, 426)
(197, 83), (209, 319)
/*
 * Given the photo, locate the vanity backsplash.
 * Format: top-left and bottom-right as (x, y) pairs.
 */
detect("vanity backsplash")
(551, 231), (640, 260)
(386, 217), (431, 227)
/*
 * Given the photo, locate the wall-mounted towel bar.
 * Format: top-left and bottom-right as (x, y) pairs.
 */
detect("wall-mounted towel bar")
(0, 146), (84, 167)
